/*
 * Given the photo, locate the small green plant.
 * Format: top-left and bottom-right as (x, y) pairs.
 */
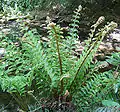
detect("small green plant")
(107, 52), (120, 68)
(0, 5), (118, 111)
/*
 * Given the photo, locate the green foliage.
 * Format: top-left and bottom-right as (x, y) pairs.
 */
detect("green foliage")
(0, 29), (44, 110)
(0, 0), (68, 11)
(0, 5), (119, 111)
(91, 53), (120, 112)
(102, 100), (120, 107)
(95, 100), (120, 112)
(107, 52), (120, 67)
(1, 0), (119, 12)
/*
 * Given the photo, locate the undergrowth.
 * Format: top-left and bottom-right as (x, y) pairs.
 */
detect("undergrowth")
(0, 5), (119, 112)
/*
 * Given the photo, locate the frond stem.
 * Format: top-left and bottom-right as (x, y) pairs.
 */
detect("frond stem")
(52, 26), (63, 75)
(52, 25), (64, 94)
(69, 31), (104, 92)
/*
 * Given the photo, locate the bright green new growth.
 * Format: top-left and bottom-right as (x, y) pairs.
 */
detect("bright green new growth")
(0, 5), (118, 111)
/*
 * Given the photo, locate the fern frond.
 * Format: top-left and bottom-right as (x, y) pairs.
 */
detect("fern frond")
(48, 23), (63, 75)
(68, 5), (82, 39)
(69, 20), (117, 93)
(46, 23), (77, 95)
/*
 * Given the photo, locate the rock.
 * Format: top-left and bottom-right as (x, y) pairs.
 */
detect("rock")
(109, 33), (120, 42)
(96, 61), (113, 72)
(105, 28), (120, 52)
(109, 28), (120, 41)
(0, 48), (6, 58)
(1, 29), (11, 35)
(98, 42), (107, 52)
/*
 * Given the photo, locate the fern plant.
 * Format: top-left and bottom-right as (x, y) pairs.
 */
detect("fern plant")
(0, 5), (118, 111)
(34, 5), (118, 111)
